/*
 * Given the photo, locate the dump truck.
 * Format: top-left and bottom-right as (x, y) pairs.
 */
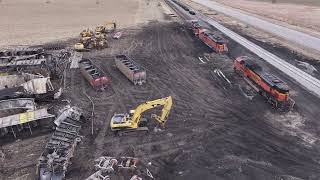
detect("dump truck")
(115, 55), (146, 85)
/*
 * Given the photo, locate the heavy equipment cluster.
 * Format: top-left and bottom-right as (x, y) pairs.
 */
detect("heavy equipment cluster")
(74, 22), (116, 51)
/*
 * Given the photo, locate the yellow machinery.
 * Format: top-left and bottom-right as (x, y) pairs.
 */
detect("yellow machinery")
(74, 37), (108, 51)
(110, 96), (173, 135)
(95, 21), (116, 34)
(80, 29), (93, 37)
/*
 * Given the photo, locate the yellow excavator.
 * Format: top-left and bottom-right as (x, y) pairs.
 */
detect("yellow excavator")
(95, 21), (116, 34)
(110, 96), (173, 136)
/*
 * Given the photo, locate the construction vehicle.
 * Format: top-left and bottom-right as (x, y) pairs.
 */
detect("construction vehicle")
(80, 29), (94, 38)
(95, 22), (116, 34)
(110, 96), (173, 136)
(74, 37), (108, 51)
(234, 56), (295, 110)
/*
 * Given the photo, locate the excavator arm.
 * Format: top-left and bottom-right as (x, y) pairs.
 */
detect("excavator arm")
(131, 96), (172, 127)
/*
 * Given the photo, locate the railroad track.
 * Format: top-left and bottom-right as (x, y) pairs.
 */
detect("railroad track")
(166, 0), (320, 98)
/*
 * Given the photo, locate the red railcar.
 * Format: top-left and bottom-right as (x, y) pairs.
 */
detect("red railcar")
(234, 56), (294, 109)
(79, 59), (110, 89)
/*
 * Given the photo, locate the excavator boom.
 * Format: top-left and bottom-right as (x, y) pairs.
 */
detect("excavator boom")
(110, 96), (173, 134)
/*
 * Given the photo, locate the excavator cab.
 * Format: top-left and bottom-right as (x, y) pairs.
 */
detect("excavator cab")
(110, 96), (173, 136)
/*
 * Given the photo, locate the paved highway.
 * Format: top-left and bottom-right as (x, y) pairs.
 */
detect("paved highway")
(191, 0), (320, 52)
(167, 0), (320, 98)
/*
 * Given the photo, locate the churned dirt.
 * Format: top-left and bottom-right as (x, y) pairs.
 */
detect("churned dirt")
(1, 1), (320, 180)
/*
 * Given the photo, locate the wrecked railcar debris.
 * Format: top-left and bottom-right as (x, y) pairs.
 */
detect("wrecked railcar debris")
(85, 157), (118, 180)
(37, 106), (84, 180)
(0, 73), (62, 100)
(0, 47), (45, 59)
(0, 98), (54, 137)
(0, 48), (72, 79)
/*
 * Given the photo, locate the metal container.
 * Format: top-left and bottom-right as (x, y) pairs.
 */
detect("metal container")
(79, 59), (110, 89)
(115, 55), (146, 85)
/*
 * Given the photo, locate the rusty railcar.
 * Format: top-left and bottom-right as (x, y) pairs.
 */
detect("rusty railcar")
(78, 59), (110, 89)
(115, 55), (146, 85)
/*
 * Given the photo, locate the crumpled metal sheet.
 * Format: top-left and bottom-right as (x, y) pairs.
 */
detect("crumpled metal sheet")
(0, 73), (53, 95)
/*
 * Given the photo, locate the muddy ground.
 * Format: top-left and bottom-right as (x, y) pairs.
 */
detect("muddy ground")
(2, 19), (320, 180)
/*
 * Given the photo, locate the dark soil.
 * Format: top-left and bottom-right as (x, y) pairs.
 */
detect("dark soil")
(2, 21), (320, 180)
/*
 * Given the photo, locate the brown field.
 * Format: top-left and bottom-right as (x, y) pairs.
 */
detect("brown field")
(249, 0), (320, 6)
(213, 0), (320, 34)
(0, 0), (164, 47)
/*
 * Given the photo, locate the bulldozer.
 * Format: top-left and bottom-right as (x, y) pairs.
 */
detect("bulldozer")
(80, 29), (94, 38)
(95, 21), (116, 34)
(110, 96), (173, 136)
(74, 36), (108, 51)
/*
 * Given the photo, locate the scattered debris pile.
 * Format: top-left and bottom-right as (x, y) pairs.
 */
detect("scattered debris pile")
(37, 106), (84, 180)
(85, 156), (142, 180)
(0, 73), (56, 100)
(0, 98), (54, 137)
(0, 47), (46, 71)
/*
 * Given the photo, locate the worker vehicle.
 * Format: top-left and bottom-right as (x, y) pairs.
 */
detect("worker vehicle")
(198, 29), (228, 53)
(95, 22), (116, 34)
(79, 59), (110, 89)
(74, 37), (108, 51)
(234, 56), (295, 110)
(110, 96), (173, 136)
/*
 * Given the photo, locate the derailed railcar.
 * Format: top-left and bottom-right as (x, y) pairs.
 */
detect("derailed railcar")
(79, 59), (110, 89)
(115, 55), (146, 85)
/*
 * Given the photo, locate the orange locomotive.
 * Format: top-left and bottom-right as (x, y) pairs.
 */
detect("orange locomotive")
(191, 20), (228, 53)
(234, 56), (294, 110)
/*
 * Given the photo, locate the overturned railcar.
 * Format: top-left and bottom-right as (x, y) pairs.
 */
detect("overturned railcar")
(37, 106), (84, 180)
(115, 55), (146, 85)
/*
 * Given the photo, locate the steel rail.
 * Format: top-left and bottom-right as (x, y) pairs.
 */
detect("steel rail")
(167, 0), (320, 98)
